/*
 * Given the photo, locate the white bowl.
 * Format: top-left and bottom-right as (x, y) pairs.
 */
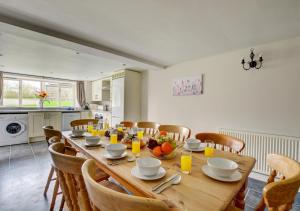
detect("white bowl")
(85, 136), (100, 145)
(106, 144), (127, 157)
(136, 157), (161, 176)
(207, 158), (238, 177)
(186, 138), (201, 149)
(72, 129), (85, 136)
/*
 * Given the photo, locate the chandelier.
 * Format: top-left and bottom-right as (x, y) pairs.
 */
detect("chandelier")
(241, 49), (263, 70)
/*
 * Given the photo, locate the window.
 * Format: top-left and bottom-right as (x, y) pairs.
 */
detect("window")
(3, 79), (20, 106)
(22, 80), (41, 107)
(1, 76), (76, 108)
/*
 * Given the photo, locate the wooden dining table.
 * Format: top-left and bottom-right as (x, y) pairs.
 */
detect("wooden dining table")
(62, 131), (256, 211)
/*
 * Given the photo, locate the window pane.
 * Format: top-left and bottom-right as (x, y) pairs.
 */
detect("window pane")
(22, 80), (41, 107)
(60, 83), (75, 107)
(44, 82), (59, 107)
(3, 79), (19, 106)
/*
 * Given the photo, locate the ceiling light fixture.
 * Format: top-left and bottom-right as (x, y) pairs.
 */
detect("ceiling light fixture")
(241, 49), (263, 70)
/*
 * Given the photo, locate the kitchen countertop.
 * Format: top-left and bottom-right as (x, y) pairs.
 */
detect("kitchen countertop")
(0, 108), (89, 114)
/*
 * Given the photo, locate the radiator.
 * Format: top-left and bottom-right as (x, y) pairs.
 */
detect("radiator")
(219, 128), (300, 175)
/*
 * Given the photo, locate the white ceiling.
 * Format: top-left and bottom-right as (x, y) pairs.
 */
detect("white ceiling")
(0, 0), (300, 75)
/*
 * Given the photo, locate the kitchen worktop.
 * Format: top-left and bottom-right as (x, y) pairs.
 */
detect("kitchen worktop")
(0, 108), (88, 114)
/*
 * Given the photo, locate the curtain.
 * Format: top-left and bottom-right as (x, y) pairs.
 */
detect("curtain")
(0, 71), (3, 105)
(76, 81), (86, 108)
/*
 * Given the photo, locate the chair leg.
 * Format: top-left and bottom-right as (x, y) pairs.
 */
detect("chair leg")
(50, 178), (59, 211)
(44, 166), (55, 196)
(59, 195), (65, 211)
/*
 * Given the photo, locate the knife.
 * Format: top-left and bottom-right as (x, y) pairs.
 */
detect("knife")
(152, 174), (179, 191)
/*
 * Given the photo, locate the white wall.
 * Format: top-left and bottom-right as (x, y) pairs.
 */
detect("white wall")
(145, 37), (300, 137)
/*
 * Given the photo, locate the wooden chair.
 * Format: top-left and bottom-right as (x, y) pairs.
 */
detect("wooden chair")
(82, 159), (170, 211)
(255, 154), (300, 211)
(42, 126), (63, 211)
(158, 125), (191, 143)
(49, 143), (121, 211)
(137, 121), (160, 136)
(70, 119), (98, 130)
(227, 154), (300, 211)
(195, 133), (245, 154)
(120, 121), (135, 129)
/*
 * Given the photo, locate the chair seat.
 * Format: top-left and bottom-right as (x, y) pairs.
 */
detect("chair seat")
(99, 180), (128, 194)
(225, 205), (242, 211)
(95, 168), (110, 181)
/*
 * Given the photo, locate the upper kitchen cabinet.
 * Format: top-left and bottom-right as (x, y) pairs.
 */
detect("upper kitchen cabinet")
(92, 79), (111, 102)
(111, 70), (141, 126)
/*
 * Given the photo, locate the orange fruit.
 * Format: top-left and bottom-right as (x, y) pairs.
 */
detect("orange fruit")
(152, 146), (162, 157)
(161, 142), (173, 155)
(159, 131), (167, 136)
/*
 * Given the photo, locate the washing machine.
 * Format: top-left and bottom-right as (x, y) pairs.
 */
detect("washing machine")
(0, 113), (28, 146)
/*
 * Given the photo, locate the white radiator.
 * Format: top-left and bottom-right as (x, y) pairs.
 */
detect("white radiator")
(219, 128), (300, 176)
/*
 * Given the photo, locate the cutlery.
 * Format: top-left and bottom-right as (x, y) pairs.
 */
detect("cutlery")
(108, 155), (136, 166)
(152, 174), (179, 191)
(154, 174), (181, 194)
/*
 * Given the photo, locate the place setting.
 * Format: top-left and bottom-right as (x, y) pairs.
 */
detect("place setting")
(201, 157), (242, 182)
(69, 129), (86, 139)
(184, 138), (205, 152)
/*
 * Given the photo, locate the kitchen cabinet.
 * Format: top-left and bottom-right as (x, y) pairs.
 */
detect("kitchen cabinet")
(92, 80), (102, 101)
(28, 112), (45, 137)
(80, 111), (91, 119)
(44, 112), (61, 130)
(111, 70), (141, 126)
(92, 79), (111, 101)
(28, 112), (61, 139)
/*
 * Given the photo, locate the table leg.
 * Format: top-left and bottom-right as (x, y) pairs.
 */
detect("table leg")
(234, 180), (247, 209)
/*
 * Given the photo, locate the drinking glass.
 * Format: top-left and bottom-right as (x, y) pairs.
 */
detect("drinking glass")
(98, 129), (106, 137)
(110, 133), (118, 144)
(181, 150), (192, 174)
(204, 141), (215, 157)
(132, 139), (140, 156)
(137, 130), (144, 139)
(87, 122), (93, 133)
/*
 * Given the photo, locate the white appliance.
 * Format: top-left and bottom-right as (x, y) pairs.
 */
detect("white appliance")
(111, 77), (125, 127)
(61, 112), (81, 131)
(0, 113), (28, 146)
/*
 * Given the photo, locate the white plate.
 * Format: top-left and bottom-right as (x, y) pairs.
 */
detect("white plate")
(104, 151), (127, 159)
(202, 165), (242, 182)
(131, 166), (166, 180)
(184, 143), (205, 152)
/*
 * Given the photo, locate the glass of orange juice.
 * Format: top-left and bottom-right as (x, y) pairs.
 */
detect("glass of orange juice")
(87, 122), (93, 133)
(181, 150), (192, 174)
(137, 130), (144, 139)
(91, 128), (98, 136)
(204, 141), (215, 157)
(110, 133), (118, 144)
(98, 129), (106, 137)
(132, 139), (140, 156)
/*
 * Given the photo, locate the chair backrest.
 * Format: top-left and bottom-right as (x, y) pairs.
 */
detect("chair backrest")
(82, 159), (170, 211)
(137, 121), (160, 136)
(158, 125), (191, 143)
(70, 119), (98, 130)
(43, 126), (62, 146)
(120, 121), (135, 129)
(255, 154), (300, 211)
(195, 133), (245, 154)
(49, 142), (92, 211)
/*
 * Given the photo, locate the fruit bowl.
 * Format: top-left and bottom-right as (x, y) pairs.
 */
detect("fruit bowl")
(147, 131), (177, 160)
(149, 148), (177, 160)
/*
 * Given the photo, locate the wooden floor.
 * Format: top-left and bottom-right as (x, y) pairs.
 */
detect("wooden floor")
(0, 141), (300, 211)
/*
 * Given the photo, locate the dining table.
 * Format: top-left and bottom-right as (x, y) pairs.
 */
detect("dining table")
(62, 131), (256, 211)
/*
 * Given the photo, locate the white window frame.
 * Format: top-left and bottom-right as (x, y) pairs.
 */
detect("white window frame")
(1, 76), (76, 108)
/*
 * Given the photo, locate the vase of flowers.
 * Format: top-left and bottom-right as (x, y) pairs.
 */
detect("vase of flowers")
(36, 90), (48, 109)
